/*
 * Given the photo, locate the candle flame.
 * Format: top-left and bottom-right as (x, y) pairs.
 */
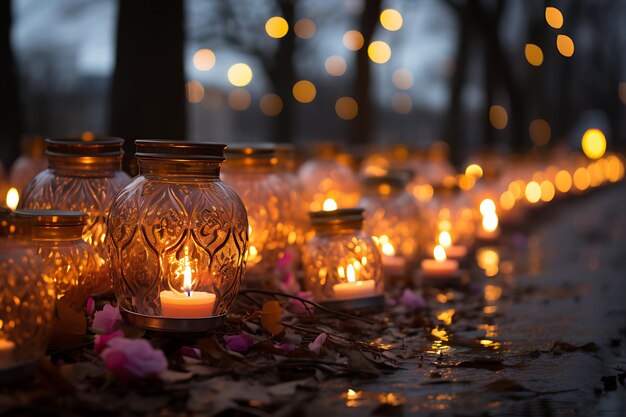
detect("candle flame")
(247, 245), (258, 262)
(482, 212), (499, 232)
(178, 256), (193, 297)
(479, 198), (496, 216)
(346, 264), (356, 283)
(438, 231), (452, 248)
(322, 198), (338, 211)
(381, 242), (395, 256)
(6, 188), (19, 211)
(434, 245), (447, 262)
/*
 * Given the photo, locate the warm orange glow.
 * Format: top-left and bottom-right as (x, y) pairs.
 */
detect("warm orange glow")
(581, 128), (607, 160)
(509, 180), (525, 200)
(529, 119), (551, 146)
(465, 164), (483, 178)
(525, 181), (542, 203)
(573, 167), (590, 191)
(227, 63), (253, 87)
(557, 34), (575, 57)
(193, 49), (216, 71)
(322, 198), (338, 211)
(439, 231), (452, 248)
(411, 184), (433, 202)
(265, 16), (289, 38)
(259, 93), (283, 117)
(434, 245), (447, 262)
(335, 97), (358, 120)
(346, 389), (360, 400)
(555, 170), (572, 193)
(81, 131), (95, 141)
(482, 213), (498, 232)
(6, 188), (19, 211)
(545, 7), (564, 29)
(228, 89), (251, 111)
(391, 92), (412, 114)
(346, 264), (356, 283)
(458, 174), (476, 191)
(381, 242), (395, 256)
(480, 198), (496, 216)
(524, 44), (544, 67)
(484, 285), (502, 302)
(606, 155), (625, 182)
(380, 9), (403, 31)
(489, 105), (508, 129)
(186, 80), (204, 103)
(368, 41), (391, 64)
(499, 191), (515, 211)
(438, 220), (452, 232)
(293, 80), (316, 103)
(294, 18), (316, 39)
(392, 68), (413, 90)
(540, 180), (555, 202)
(325, 55), (347, 76)
(247, 245), (258, 263)
(343, 30), (364, 51)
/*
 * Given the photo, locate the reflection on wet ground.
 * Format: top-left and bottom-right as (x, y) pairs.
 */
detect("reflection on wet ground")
(310, 184), (626, 416)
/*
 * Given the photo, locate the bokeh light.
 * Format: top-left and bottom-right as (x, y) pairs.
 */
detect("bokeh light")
(540, 180), (555, 202)
(259, 93), (283, 117)
(325, 55), (347, 76)
(186, 80), (204, 103)
(343, 30), (364, 51)
(573, 167), (591, 191)
(525, 181), (541, 203)
(368, 41), (391, 64)
(293, 80), (316, 103)
(500, 191), (515, 211)
(524, 44), (543, 67)
(489, 105), (508, 129)
(391, 92), (412, 114)
(581, 128), (607, 160)
(545, 7), (563, 29)
(465, 164), (483, 179)
(555, 170), (572, 193)
(335, 97), (358, 120)
(193, 49), (216, 71)
(265, 16), (289, 38)
(228, 88), (251, 111)
(557, 34), (575, 57)
(294, 18), (316, 39)
(480, 199), (496, 216)
(227, 63), (253, 87)
(380, 9), (403, 31)
(529, 119), (551, 146)
(392, 68), (414, 90)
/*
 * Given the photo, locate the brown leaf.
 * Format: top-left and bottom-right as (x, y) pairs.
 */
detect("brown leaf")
(550, 341), (599, 353)
(260, 301), (285, 336)
(48, 299), (88, 350)
(197, 336), (238, 367)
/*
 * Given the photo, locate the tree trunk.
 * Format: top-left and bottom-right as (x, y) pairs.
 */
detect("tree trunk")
(0, 0), (22, 169)
(109, 0), (186, 173)
(348, 0), (382, 146)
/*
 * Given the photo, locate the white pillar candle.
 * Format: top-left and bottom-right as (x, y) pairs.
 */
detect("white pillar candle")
(160, 291), (216, 318)
(444, 245), (468, 260)
(421, 245), (459, 278)
(382, 255), (406, 277)
(332, 264), (377, 300)
(0, 338), (15, 369)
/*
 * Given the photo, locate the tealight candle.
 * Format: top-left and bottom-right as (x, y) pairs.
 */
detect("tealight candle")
(380, 241), (406, 277)
(438, 231), (468, 261)
(0, 338), (15, 369)
(476, 212), (500, 241)
(332, 264), (376, 300)
(159, 257), (216, 318)
(421, 245), (459, 277)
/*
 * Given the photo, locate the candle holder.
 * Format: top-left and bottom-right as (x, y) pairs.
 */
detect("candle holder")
(0, 216), (55, 384)
(303, 208), (384, 310)
(221, 144), (292, 285)
(14, 210), (98, 311)
(19, 137), (132, 295)
(106, 141), (248, 333)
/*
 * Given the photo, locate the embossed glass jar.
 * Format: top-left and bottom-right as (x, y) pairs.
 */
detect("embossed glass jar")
(14, 210), (98, 311)
(221, 144), (291, 283)
(275, 144), (307, 248)
(303, 209), (383, 307)
(18, 137), (132, 294)
(359, 174), (420, 261)
(106, 141), (248, 329)
(0, 216), (55, 381)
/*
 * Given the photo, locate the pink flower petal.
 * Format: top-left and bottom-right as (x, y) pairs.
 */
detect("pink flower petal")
(399, 289), (426, 310)
(86, 298), (96, 315)
(94, 330), (124, 353)
(308, 333), (327, 354)
(223, 333), (255, 352)
(274, 342), (297, 352)
(101, 338), (167, 379)
(92, 304), (122, 334)
(181, 346), (202, 360)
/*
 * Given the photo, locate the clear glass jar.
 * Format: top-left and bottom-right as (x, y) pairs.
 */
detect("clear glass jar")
(106, 140), (248, 319)
(0, 216), (55, 378)
(423, 185), (476, 253)
(221, 144), (291, 283)
(303, 209), (383, 302)
(276, 144), (308, 249)
(14, 210), (98, 311)
(359, 174), (420, 260)
(18, 137), (132, 294)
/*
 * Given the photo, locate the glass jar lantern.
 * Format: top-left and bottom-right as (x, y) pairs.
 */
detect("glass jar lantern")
(106, 141), (248, 332)
(19, 137), (132, 294)
(14, 210), (98, 312)
(359, 174), (420, 261)
(303, 209), (384, 309)
(0, 217), (55, 383)
(221, 144), (291, 283)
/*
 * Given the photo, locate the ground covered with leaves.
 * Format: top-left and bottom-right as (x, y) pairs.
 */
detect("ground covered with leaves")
(1, 185), (626, 417)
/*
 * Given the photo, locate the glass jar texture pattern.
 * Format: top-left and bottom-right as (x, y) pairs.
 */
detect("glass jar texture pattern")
(298, 158), (360, 211)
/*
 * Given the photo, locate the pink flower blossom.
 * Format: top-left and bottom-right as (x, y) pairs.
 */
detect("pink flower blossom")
(181, 346), (202, 360)
(94, 330), (124, 353)
(101, 338), (167, 379)
(308, 333), (327, 354)
(223, 333), (255, 352)
(399, 289), (426, 310)
(277, 250), (301, 294)
(92, 304), (122, 334)
(86, 298), (96, 315)
(288, 291), (315, 315)
(274, 342), (297, 352)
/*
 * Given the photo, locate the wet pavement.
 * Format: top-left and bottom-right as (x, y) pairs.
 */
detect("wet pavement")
(310, 184), (626, 416)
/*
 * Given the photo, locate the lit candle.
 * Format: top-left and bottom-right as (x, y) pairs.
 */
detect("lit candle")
(421, 245), (459, 278)
(332, 264), (376, 300)
(160, 256), (216, 318)
(323, 198), (338, 211)
(438, 230), (467, 261)
(0, 338), (15, 369)
(380, 240), (406, 277)
(5, 188), (19, 211)
(476, 212), (500, 240)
